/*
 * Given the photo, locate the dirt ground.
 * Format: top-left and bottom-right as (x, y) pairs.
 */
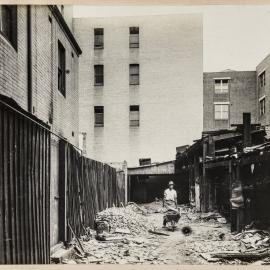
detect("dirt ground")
(138, 203), (240, 265)
(64, 202), (269, 265)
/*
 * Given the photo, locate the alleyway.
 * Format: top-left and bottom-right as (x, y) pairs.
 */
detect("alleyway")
(54, 201), (270, 265)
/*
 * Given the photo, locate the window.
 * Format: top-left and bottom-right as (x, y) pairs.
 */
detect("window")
(0, 5), (17, 49)
(260, 97), (266, 116)
(94, 106), (104, 126)
(214, 104), (229, 120)
(129, 64), (139, 85)
(214, 79), (229, 94)
(130, 105), (139, 126)
(129, 27), (139, 48)
(94, 28), (104, 49)
(58, 41), (66, 96)
(94, 65), (104, 86)
(259, 71), (266, 88)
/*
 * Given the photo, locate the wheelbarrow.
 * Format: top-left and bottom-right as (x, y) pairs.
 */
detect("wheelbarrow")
(163, 209), (181, 231)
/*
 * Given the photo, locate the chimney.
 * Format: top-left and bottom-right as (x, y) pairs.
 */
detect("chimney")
(243, 113), (251, 147)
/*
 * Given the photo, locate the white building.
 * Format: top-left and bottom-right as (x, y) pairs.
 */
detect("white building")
(74, 14), (203, 166)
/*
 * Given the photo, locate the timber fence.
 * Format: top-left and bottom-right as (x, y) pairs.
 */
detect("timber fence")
(0, 95), (126, 264)
(0, 95), (50, 264)
(59, 141), (125, 244)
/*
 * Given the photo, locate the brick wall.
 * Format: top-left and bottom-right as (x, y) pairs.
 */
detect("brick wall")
(0, 5), (79, 145)
(74, 14), (203, 166)
(0, 7), (28, 109)
(0, 5), (80, 246)
(256, 54), (270, 127)
(203, 71), (257, 131)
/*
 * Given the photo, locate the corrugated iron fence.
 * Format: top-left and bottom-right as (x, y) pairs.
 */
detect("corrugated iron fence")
(0, 96), (126, 262)
(59, 141), (125, 243)
(0, 99), (50, 264)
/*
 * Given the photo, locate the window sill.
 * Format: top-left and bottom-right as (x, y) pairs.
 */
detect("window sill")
(214, 92), (229, 95)
(94, 84), (104, 87)
(94, 46), (104, 50)
(130, 45), (139, 48)
(129, 83), (140, 86)
(95, 124), (104, 127)
(214, 119), (229, 121)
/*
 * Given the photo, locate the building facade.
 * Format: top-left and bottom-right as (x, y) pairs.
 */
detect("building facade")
(0, 5), (81, 246)
(74, 14), (203, 166)
(256, 54), (270, 130)
(203, 71), (257, 131)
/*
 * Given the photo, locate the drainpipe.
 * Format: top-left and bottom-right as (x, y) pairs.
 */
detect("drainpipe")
(27, 5), (32, 113)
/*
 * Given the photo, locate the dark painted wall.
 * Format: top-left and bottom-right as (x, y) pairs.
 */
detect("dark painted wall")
(130, 173), (189, 204)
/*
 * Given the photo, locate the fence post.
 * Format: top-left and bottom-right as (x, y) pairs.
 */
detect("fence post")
(58, 139), (68, 244)
(122, 161), (128, 205)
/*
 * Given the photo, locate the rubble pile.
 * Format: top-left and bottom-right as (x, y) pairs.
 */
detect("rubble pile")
(54, 203), (270, 265)
(71, 235), (168, 264)
(95, 205), (155, 235)
(140, 201), (165, 214)
(232, 230), (270, 250)
(198, 229), (270, 264)
(183, 209), (227, 225)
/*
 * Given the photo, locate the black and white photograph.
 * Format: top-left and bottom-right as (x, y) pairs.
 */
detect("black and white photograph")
(1, 2), (270, 266)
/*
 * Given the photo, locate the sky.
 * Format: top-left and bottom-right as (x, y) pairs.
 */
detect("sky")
(73, 5), (270, 72)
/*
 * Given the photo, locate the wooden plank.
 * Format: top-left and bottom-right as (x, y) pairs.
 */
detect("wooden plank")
(45, 131), (51, 264)
(239, 152), (270, 166)
(0, 107), (5, 263)
(27, 121), (34, 263)
(40, 128), (45, 263)
(3, 109), (11, 264)
(23, 118), (30, 263)
(13, 113), (21, 263)
(204, 160), (230, 169)
(34, 126), (40, 263)
(40, 129), (47, 263)
(8, 111), (16, 264)
(18, 116), (26, 264)
(59, 140), (67, 243)
(31, 124), (38, 263)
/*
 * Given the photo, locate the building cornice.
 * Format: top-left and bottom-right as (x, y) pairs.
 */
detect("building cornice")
(48, 5), (82, 56)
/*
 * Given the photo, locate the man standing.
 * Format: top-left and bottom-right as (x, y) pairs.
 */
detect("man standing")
(163, 181), (179, 227)
(164, 181), (177, 208)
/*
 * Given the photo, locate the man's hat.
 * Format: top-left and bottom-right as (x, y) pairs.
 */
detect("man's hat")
(168, 181), (174, 186)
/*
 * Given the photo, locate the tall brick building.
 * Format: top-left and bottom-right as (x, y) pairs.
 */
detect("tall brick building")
(0, 5), (81, 246)
(203, 54), (270, 133)
(203, 70), (257, 131)
(256, 54), (270, 129)
(73, 14), (203, 166)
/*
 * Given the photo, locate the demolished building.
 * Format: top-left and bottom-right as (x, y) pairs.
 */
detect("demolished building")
(176, 113), (270, 232)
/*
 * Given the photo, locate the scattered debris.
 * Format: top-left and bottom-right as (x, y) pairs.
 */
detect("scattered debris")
(52, 202), (270, 265)
(114, 228), (131, 234)
(95, 234), (125, 242)
(231, 229), (270, 250)
(62, 259), (77, 264)
(95, 205), (154, 236)
(68, 223), (85, 254)
(148, 229), (170, 236)
(211, 250), (270, 260)
(199, 253), (219, 262)
(51, 247), (74, 264)
(217, 217), (227, 224)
